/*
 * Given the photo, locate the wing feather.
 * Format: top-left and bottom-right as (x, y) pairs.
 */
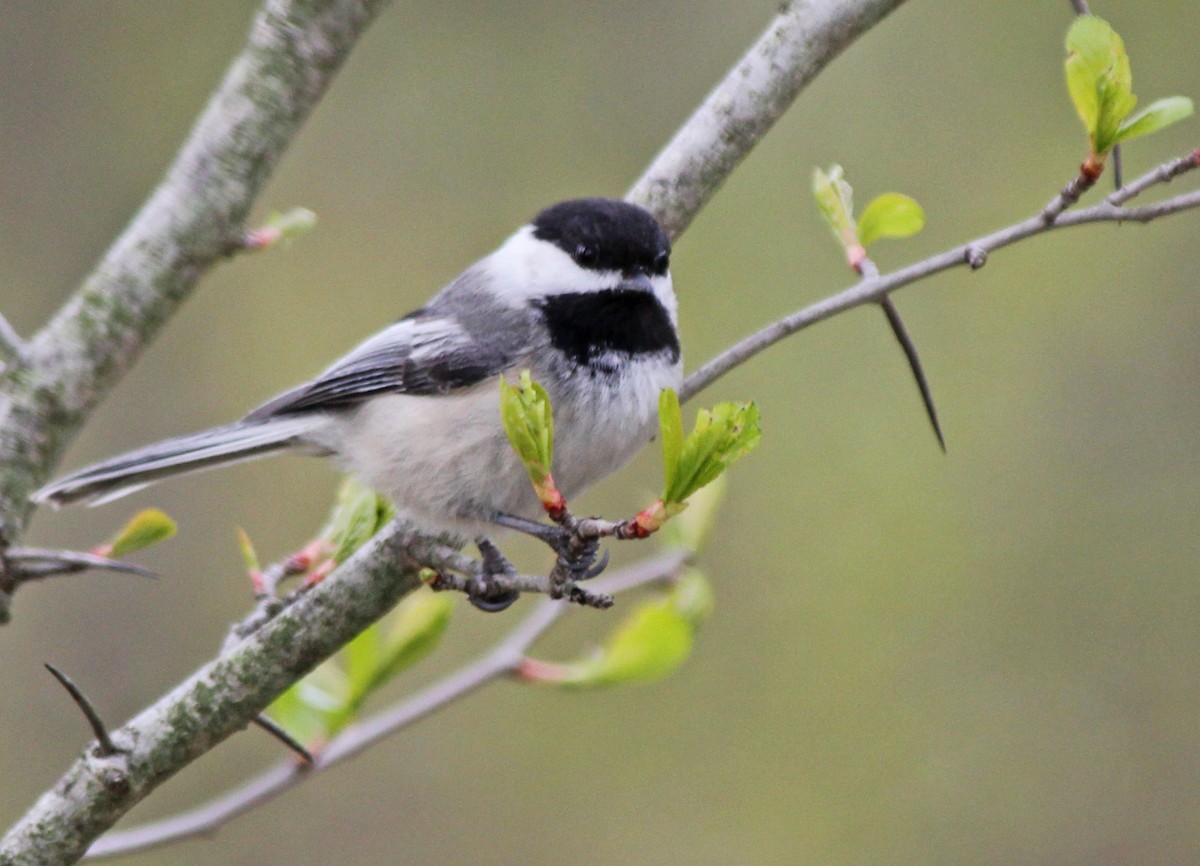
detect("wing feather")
(245, 315), (508, 420)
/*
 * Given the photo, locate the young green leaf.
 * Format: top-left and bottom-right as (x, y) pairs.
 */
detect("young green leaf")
(1065, 15), (1136, 157)
(342, 615), (383, 700)
(538, 597), (695, 688)
(669, 568), (715, 627)
(267, 662), (349, 746)
(263, 207), (317, 248)
(1065, 16), (1124, 135)
(1115, 95), (1194, 144)
(104, 508), (177, 557)
(325, 590), (454, 735)
(812, 164), (857, 248)
(270, 589), (453, 742)
(499, 371), (565, 514)
(322, 477), (393, 565)
(499, 371), (555, 485)
(857, 193), (925, 247)
(658, 387), (685, 489)
(661, 400), (762, 507)
(235, 527), (260, 573)
(373, 590), (454, 689)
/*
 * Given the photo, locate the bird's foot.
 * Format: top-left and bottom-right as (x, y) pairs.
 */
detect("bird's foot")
(491, 512), (612, 586)
(465, 538), (522, 612)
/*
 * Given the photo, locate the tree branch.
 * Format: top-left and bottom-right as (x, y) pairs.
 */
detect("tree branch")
(0, 518), (430, 865)
(0, 0), (391, 618)
(626, 0), (909, 238)
(680, 153), (1200, 402)
(85, 551), (686, 860)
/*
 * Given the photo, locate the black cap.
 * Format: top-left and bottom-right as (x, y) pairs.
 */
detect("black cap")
(532, 198), (670, 276)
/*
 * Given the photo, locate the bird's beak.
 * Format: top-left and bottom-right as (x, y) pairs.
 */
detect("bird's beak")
(617, 272), (655, 294)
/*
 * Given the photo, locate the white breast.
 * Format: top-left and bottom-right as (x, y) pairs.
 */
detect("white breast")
(311, 356), (682, 541)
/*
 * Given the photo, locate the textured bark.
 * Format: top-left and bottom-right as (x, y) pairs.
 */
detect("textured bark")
(0, 0), (391, 618)
(628, 0), (907, 238)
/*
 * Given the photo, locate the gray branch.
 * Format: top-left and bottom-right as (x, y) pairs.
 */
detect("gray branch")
(627, 0), (908, 238)
(680, 154), (1200, 402)
(85, 551), (687, 859)
(0, 519), (427, 865)
(0, 0), (390, 616)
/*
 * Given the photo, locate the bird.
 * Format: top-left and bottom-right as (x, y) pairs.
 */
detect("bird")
(34, 198), (682, 609)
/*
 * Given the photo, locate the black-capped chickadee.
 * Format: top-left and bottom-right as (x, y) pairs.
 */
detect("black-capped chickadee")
(35, 199), (682, 600)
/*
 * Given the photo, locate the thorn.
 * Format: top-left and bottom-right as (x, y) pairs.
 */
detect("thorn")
(1112, 143), (1123, 190)
(44, 663), (121, 757)
(251, 714), (314, 765)
(879, 297), (946, 452)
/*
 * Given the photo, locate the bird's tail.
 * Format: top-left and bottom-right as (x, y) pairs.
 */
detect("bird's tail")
(32, 417), (321, 507)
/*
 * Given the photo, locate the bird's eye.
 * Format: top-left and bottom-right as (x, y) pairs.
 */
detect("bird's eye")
(573, 244), (599, 267)
(653, 250), (670, 275)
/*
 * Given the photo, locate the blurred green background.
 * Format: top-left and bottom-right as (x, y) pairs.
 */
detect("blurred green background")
(4, 2), (1200, 863)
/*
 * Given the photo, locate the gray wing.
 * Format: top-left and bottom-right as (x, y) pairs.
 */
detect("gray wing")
(245, 312), (510, 420)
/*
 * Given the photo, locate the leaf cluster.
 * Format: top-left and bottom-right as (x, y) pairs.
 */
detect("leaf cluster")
(1065, 16), (1192, 161)
(659, 388), (761, 509)
(812, 164), (925, 259)
(499, 371), (555, 488)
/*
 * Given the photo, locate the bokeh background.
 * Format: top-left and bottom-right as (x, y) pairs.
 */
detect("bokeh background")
(4, 2), (1200, 863)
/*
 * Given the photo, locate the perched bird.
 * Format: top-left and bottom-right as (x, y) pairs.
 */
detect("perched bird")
(35, 198), (682, 607)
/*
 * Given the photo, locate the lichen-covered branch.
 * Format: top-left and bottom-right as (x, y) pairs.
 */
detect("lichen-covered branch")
(0, 520), (426, 865)
(0, 0), (391, 618)
(627, 0), (909, 238)
(85, 551), (687, 860)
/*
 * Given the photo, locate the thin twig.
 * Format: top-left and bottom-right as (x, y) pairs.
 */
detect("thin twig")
(6, 547), (157, 582)
(681, 152), (1200, 403)
(85, 550), (687, 860)
(1041, 167), (1100, 223)
(44, 664), (121, 758)
(1108, 149), (1200, 206)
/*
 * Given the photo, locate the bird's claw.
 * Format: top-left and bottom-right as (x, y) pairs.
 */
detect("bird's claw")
(469, 538), (521, 613)
(466, 580), (520, 612)
(492, 512), (611, 583)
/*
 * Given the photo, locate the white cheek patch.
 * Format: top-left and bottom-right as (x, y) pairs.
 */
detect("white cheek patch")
(481, 227), (621, 305)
